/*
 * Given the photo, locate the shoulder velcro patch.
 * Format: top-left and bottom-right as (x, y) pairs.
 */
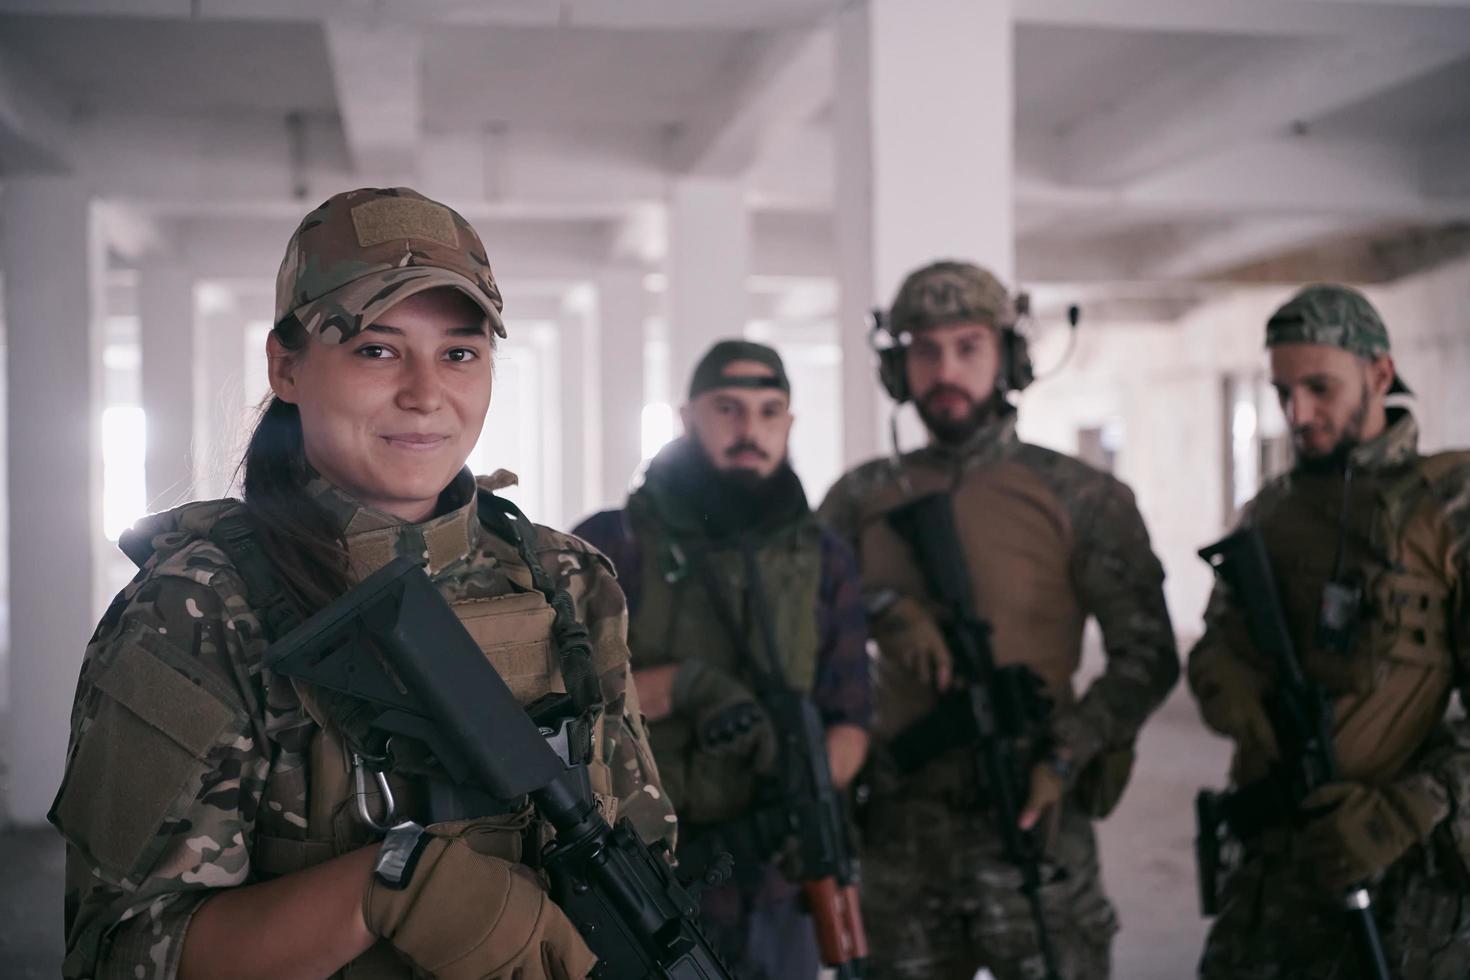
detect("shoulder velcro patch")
(51, 623), (244, 880)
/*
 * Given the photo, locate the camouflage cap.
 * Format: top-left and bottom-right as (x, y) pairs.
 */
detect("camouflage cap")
(1265, 284), (1389, 357)
(1266, 283), (1409, 393)
(889, 260), (1015, 336)
(275, 187), (505, 343)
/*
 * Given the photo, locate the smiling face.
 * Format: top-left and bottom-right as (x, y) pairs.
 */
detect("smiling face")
(268, 287), (494, 522)
(1269, 342), (1393, 463)
(680, 360), (794, 480)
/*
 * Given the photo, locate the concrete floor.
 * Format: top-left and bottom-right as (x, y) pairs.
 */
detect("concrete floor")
(0, 687), (1225, 979)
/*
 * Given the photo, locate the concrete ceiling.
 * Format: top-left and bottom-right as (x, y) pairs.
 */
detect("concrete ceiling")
(1, 0), (1468, 298)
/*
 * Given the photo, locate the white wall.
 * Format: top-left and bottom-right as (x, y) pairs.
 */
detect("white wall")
(1018, 254), (1470, 642)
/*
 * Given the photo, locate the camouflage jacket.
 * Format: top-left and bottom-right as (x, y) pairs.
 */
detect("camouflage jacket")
(1189, 410), (1470, 854)
(818, 410), (1179, 789)
(51, 469), (673, 980)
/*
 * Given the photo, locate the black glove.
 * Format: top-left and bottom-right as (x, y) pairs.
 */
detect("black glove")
(671, 660), (777, 772)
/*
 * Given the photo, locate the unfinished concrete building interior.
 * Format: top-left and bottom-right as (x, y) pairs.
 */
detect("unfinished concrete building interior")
(0, 1), (1468, 977)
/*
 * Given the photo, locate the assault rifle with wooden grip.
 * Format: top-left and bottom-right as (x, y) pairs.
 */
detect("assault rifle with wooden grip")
(264, 556), (734, 980)
(685, 546), (869, 978)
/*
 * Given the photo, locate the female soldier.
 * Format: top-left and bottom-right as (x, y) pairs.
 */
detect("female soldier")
(50, 187), (672, 980)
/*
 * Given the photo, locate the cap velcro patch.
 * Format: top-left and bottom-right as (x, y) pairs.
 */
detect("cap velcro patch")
(351, 197), (459, 249)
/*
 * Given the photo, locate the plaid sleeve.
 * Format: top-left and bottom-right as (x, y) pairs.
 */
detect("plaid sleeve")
(810, 528), (873, 730)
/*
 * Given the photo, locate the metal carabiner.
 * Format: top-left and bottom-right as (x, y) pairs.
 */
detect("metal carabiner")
(352, 751), (399, 833)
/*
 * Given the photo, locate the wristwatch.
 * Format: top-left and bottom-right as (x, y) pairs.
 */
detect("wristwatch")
(373, 820), (430, 890)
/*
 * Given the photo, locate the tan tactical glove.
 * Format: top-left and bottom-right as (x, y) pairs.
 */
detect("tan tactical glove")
(365, 826), (597, 980)
(1298, 780), (1447, 892)
(872, 595), (952, 691)
(671, 659), (777, 772)
(1189, 651), (1278, 761)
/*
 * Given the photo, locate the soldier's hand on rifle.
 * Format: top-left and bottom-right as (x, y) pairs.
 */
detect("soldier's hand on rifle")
(364, 822), (597, 980)
(1018, 755), (1069, 847)
(1298, 780), (1447, 891)
(872, 595), (953, 691)
(672, 659), (778, 771)
(1190, 652), (1279, 761)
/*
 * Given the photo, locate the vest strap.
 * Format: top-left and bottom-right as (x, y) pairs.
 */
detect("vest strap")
(207, 514), (308, 641)
(252, 833), (337, 877)
(476, 492), (600, 713)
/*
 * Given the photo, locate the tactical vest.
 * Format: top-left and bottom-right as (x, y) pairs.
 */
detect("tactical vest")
(849, 455), (1089, 802)
(139, 494), (612, 980)
(1233, 454), (1463, 788)
(625, 502), (823, 826)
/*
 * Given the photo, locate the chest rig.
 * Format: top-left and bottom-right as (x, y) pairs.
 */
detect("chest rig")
(210, 493), (611, 899)
(626, 501), (823, 825)
(1251, 457), (1457, 783)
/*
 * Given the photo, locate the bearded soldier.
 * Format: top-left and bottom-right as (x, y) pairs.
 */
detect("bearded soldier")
(818, 260), (1179, 980)
(575, 340), (872, 979)
(1189, 284), (1470, 979)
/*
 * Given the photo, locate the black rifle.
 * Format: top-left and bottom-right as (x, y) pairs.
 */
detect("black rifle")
(885, 493), (1060, 980)
(1198, 527), (1390, 980)
(264, 556), (733, 980)
(689, 545), (869, 978)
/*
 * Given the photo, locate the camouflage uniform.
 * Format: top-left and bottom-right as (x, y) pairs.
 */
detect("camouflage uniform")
(51, 469), (673, 980)
(1189, 285), (1470, 979)
(49, 187), (674, 979)
(821, 261), (1178, 980)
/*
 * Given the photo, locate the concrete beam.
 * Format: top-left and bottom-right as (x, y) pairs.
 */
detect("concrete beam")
(670, 29), (834, 177)
(1149, 215), (1364, 279)
(1049, 34), (1470, 186)
(9, 0), (1470, 36)
(1020, 137), (1470, 221)
(0, 45), (72, 174)
(0, 0), (839, 29)
(67, 112), (667, 219)
(1014, 0), (1470, 41)
(1424, 136), (1470, 196)
(323, 20), (422, 178)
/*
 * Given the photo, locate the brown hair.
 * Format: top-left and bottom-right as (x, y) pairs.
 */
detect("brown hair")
(237, 317), (351, 612)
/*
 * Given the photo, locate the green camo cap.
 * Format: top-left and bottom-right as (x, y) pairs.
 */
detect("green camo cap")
(275, 187), (505, 343)
(1266, 283), (1408, 393)
(889, 260), (1015, 336)
(688, 339), (790, 400)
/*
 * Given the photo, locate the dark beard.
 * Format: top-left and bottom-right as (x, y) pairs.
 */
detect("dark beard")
(916, 386), (1002, 445)
(700, 463), (807, 539)
(650, 437), (809, 540)
(1294, 380), (1371, 474)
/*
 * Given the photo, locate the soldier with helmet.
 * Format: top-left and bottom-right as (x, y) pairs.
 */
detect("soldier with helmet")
(50, 187), (672, 979)
(1189, 284), (1470, 978)
(818, 260), (1180, 980)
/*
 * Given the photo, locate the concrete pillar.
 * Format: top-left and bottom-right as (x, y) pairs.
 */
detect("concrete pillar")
(558, 287), (597, 528)
(2, 178), (104, 825)
(594, 268), (647, 508)
(193, 290), (249, 501)
(666, 177), (749, 400)
(835, 0), (1016, 463)
(138, 260), (196, 510)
